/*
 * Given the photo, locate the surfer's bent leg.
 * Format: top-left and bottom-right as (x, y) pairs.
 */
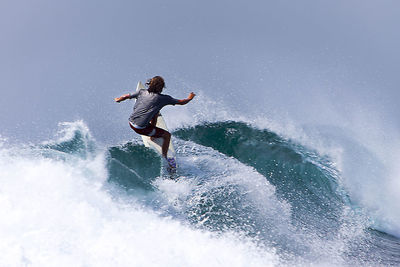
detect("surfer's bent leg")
(129, 122), (170, 158)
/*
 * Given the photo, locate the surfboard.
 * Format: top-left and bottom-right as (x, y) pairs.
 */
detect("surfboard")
(135, 81), (177, 173)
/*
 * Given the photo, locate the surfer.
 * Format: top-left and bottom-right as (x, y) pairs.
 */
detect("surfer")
(114, 76), (196, 168)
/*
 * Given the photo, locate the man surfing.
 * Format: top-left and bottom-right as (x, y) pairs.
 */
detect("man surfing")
(114, 76), (195, 169)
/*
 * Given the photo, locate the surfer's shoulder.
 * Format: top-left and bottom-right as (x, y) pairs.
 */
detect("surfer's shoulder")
(158, 92), (173, 98)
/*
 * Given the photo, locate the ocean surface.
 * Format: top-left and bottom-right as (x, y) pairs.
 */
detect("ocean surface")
(0, 119), (399, 266)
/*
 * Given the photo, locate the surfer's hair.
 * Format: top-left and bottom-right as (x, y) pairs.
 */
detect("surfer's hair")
(147, 76), (165, 94)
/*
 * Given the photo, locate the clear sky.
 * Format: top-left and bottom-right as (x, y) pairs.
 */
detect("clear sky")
(1, 0), (399, 143)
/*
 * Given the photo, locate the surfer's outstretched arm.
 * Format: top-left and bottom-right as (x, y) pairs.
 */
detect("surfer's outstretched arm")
(176, 92), (196, 105)
(115, 91), (139, 103)
(114, 94), (131, 103)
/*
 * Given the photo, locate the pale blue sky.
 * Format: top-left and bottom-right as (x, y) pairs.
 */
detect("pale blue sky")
(1, 0), (399, 143)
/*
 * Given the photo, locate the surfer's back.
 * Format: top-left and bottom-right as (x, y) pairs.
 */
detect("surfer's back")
(129, 90), (179, 128)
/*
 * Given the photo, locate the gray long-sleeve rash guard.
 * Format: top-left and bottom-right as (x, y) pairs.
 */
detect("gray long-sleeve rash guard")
(129, 89), (180, 128)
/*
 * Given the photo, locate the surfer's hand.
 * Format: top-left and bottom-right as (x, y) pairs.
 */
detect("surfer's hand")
(188, 92), (196, 100)
(115, 94), (130, 102)
(177, 93), (196, 105)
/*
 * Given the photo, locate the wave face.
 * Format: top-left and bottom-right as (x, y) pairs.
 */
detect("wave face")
(1, 120), (400, 266)
(175, 122), (345, 232)
(173, 122), (400, 265)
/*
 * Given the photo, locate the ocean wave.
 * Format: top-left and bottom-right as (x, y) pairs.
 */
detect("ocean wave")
(1, 120), (399, 266)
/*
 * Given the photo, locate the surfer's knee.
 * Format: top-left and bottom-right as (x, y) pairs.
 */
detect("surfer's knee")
(163, 131), (171, 139)
(161, 132), (171, 144)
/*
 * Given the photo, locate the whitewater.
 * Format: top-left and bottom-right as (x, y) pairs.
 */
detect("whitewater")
(1, 102), (399, 266)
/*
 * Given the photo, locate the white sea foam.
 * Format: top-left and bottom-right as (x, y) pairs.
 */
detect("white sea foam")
(0, 139), (280, 266)
(343, 145), (400, 238)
